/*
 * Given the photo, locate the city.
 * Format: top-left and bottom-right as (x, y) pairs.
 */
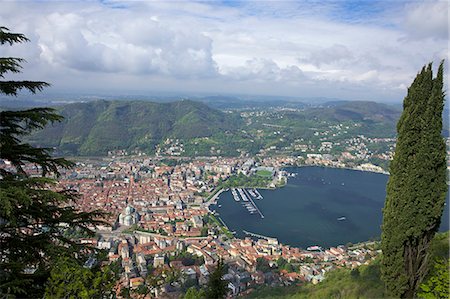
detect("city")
(1, 152), (391, 297)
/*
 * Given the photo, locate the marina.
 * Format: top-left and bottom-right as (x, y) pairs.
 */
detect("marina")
(213, 166), (449, 248)
(231, 188), (240, 201)
(237, 188), (249, 201)
(253, 188), (263, 200)
(230, 188), (265, 218)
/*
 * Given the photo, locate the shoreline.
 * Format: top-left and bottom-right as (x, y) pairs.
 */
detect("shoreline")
(286, 164), (389, 176)
(210, 165), (390, 249)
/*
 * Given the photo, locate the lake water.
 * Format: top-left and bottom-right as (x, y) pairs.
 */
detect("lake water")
(211, 166), (449, 249)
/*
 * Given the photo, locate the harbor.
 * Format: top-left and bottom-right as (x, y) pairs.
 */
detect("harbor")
(230, 188), (265, 219)
(210, 166), (398, 248)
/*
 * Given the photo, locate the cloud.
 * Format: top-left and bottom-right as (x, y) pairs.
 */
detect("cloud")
(220, 58), (304, 82)
(0, 0), (447, 102)
(37, 12), (218, 78)
(402, 1), (448, 40)
(304, 44), (354, 67)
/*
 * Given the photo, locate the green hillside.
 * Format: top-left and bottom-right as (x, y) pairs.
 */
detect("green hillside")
(25, 99), (423, 158)
(28, 100), (241, 155)
(246, 231), (449, 299)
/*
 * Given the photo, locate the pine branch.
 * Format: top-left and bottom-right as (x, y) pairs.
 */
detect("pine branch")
(0, 57), (25, 78)
(0, 81), (50, 96)
(0, 27), (29, 45)
(0, 108), (64, 134)
(0, 109), (71, 177)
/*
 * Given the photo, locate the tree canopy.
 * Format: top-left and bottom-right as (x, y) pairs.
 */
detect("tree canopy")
(205, 260), (229, 299)
(381, 62), (447, 298)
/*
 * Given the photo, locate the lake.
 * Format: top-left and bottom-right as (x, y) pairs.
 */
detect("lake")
(211, 166), (449, 249)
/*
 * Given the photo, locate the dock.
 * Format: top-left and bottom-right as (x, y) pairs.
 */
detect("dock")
(243, 188), (265, 219)
(231, 188), (240, 201)
(242, 230), (273, 240)
(253, 188), (263, 199)
(208, 188), (225, 204)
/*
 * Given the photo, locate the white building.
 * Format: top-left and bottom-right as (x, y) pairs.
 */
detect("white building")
(118, 205), (140, 226)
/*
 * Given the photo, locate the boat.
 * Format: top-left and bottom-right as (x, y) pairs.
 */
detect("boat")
(253, 188), (263, 200)
(231, 189), (240, 201)
(337, 217), (346, 221)
(218, 204), (222, 208)
(307, 245), (323, 251)
(248, 189), (257, 197)
(237, 188), (249, 201)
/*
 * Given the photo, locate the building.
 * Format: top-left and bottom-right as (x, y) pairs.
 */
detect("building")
(118, 205), (140, 226)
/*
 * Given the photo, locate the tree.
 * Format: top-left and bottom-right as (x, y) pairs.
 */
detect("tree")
(417, 258), (450, 299)
(44, 256), (117, 298)
(381, 62), (447, 298)
(183, 286), (205, 299)
(0, 27), (105, 297)
(256, 257), (271, 273)
(205, 260), (228, 299)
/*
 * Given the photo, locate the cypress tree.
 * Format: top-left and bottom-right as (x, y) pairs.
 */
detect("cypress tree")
(381, 62), (447, 298)
(205, 259), (228, 299)
(0, 27), (105, 297)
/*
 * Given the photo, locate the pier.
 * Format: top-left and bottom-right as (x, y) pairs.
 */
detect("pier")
(231, 188), (240, 201)
(243, 188), (265, 219)
(253, 188), (263, 199)
(242, 230), (273, 240)
(208, 188), (225, 204)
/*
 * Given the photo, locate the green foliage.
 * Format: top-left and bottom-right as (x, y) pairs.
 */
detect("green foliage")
(0, 27), (49, 96)
(256, 169), (273, 177)
(0, 27), (106, 298)
(44, 256), (116, 298)
(220, 173), (271, 188)
(205, 260), (228, 299)
(418, 231), (449, 299)
(29, 100), (242, 155)
(418, 258), (449, 299)
(381, 62), (447, 298)
(428, 231), (449, 260)
(247, 258), (386, 299)
(255, 257), (271, 273)
(184, 286), (206, 299)
(169, 251), (204, 266)
(201, 227), (209, 237)
(132, 284), (149, 296)
(248, 233), (449, 299)
(160, 158), (180, 167)
(22, 96), (409, 160)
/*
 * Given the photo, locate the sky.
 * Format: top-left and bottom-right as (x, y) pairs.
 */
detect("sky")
(1, 0), (448, 102)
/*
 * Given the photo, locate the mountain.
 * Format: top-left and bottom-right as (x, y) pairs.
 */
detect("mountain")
(193, 96), (309, 110)
(28, 100), (242, 155)
(310, 101), (401, 123)
(26, 99), (447, 157)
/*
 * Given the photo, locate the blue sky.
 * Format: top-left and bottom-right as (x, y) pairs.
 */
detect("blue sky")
(0, 0), (448, 102)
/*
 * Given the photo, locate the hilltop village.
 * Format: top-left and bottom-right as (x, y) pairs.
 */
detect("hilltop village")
(1, 153), (386, 297)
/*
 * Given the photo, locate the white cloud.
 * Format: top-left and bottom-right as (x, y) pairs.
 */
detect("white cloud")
(0, 0), (447, 102)
(402, 1), (448, 40)
(221, 58), (305, 83)
(304, 44), (354, 67)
